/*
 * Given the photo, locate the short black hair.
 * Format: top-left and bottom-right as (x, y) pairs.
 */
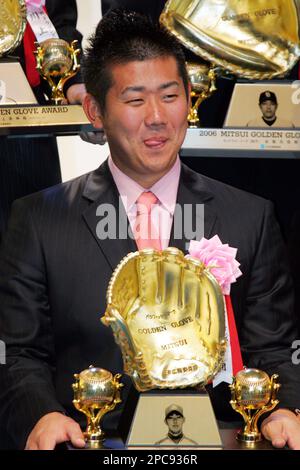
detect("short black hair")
(83, 9), (189, 113)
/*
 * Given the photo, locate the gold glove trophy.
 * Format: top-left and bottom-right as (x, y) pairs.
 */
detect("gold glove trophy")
(35, 38), (80, 104)
(102, 247), (227, 447)
(229, 368), (280, 444)
(72, 365), (123, 449)
(160, 0), (300, 126)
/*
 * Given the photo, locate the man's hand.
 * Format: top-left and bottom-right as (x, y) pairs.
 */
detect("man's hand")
(261, 408), (300, 450)
(25, 412), (85, 450)
(66, 84), (87, 105)
(79, 130), (107, 145)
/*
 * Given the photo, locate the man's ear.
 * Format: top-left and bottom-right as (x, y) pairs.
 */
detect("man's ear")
(83, 93), (104, 129)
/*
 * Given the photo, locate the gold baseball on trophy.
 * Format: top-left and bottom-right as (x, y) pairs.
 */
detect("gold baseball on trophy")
(35, 38), (80, 104)
(72, 365), (123, 449)
(186, 62), (216, 127)
(229, 368), (280, 444)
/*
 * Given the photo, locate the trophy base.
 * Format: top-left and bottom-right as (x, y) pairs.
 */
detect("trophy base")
(187, 112), (201, 128)
(236, 430), (262, 444)
(119, 386), (223, 449)
(65, 438), (115, 451)
(188, 122), (201, 128)
(85, 436), (105, 450)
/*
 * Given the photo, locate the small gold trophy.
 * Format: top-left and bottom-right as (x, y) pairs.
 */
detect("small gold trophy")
(229, 368), (280, 445)
(72, 365), (123, 449)
(35, 38), (80, 104)
(186, 62), (216, 127)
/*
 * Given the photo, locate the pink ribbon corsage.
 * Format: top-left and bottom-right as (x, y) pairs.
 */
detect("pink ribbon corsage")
(187, 235), (242, 295)
(26, 0), (45, 10)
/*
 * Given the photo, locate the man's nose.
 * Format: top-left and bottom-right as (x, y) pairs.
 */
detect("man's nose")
(144, 97), (167, 127)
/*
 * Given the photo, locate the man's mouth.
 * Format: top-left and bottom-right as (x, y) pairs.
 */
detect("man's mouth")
(143, 137), (168, 149)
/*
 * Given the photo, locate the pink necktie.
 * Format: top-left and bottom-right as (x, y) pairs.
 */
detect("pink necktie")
(134, 192), (161, 250)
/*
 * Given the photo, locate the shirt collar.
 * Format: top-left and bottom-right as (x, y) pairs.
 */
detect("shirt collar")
(108, 155), (181, 215)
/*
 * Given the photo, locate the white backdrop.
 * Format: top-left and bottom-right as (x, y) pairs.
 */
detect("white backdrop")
(57, 0), (109, 182)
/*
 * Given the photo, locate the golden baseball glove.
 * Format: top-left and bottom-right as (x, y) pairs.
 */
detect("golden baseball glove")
(102, 247), (226, 391)
(161, 0), (300, 79)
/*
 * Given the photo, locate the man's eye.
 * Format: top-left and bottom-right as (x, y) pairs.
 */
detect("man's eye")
(163, 94), (178, 101)
(127, 99), (143, 105)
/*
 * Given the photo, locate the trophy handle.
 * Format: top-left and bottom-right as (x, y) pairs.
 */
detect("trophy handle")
(229, 378), (250, 424)
(229, 398), (250, 424)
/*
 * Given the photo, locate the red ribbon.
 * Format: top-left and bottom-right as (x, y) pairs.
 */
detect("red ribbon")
(23, 21), (40, 88)
(224, 295), (243, 375)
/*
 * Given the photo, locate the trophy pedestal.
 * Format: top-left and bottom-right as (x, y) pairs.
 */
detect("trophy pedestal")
(65, 439), (119, 451)
(0, 56), (93, 136)
(119, 386), (223, 449)
(0, 103), (93, 136)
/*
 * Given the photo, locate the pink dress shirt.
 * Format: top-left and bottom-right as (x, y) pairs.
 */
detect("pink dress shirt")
(108, 156), (181, 249)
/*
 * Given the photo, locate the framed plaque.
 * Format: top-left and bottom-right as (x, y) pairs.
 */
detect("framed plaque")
(126, 393), (222, 449)
(224, 81), (300, 128)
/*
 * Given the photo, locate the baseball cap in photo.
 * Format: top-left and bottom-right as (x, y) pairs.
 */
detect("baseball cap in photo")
(259, 90), (277, 104)
(165, 404), (184, 418)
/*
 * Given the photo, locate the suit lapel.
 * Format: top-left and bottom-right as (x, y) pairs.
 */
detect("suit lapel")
(169, 163), (217, 253)
(82, 160), (137, 271)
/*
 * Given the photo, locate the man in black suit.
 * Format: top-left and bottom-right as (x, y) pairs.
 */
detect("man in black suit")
(101, 1), (300, 336)
(1, 10), (300, 450)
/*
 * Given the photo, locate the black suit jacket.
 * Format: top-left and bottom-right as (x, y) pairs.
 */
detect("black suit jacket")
(0, 161), (299, 449)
